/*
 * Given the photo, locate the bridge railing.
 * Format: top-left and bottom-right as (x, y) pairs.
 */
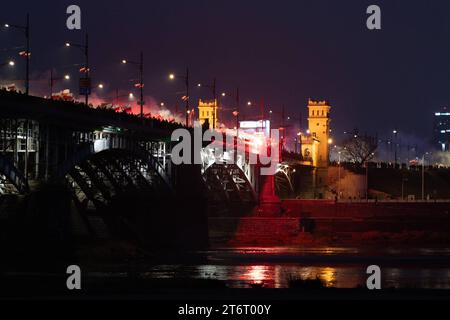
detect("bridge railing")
(133, 148), (173, 191)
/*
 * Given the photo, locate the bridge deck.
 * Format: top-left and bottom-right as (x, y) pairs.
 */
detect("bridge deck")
(0, 90), (182, 139)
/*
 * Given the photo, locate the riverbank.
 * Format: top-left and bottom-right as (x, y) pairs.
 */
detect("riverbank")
(209, 200), (450, 247)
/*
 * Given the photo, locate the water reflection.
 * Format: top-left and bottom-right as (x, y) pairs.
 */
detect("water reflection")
(137, 247), (450, 289)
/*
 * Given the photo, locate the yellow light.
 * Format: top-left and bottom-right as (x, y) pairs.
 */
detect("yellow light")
(98, 83), (104, 89)
(221, 92), (226, 97)
(328, 138), (333, 144)
(64, 75), (70, 80)
(129, 93), (134, 98)
(169, 74), (175, 80)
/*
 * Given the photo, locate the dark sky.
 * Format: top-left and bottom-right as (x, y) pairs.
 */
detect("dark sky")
(1, 0), (449, 144)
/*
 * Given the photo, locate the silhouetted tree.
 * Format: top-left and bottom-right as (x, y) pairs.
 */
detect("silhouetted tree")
(341, 129), (378, 166)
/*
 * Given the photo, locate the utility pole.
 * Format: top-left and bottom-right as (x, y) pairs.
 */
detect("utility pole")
(185, 67), (189, 126)
(5, 13), (30, 94)
(50, 69), (54, 98)
(235, 87), (240, 132)
(139, 51), (144, 119)
(212, 78), (217, 129)
(281, 104), (285, 150)
(298, 111), (302, 154)
(84, 33), (89, 106)
(25, 13), (30, 95)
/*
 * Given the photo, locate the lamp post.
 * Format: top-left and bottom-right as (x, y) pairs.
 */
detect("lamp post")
(393, 129), (398, 166)
(4, 13), (30, 95)
(122, 52), (144, 118)
(111, 89), (135, 106)
(220, 87), (240, 133)
(66, 33), (89, 105)
(169, 68), (190, 126)
(49, 70), (70, 98)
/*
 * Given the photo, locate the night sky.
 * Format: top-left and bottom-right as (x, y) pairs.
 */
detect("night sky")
(1, 0), (449, 146)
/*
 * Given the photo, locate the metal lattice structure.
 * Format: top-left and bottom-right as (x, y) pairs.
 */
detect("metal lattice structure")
(203, 163), (256, 204)
(65, 149), (171, 211)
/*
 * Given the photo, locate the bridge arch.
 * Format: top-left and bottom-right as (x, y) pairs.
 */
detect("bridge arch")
(64, 148), (174, 237)
(202, 163), (257, 204)
(65, 148), (172, 208)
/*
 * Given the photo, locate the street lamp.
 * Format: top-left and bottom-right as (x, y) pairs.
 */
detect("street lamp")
(197, 79), (217, 99)
(169, 68), (190, 126)
(0, 60), (15, 68)
(220, 87), (240, 133)
(49, 70), (71, 98)
(66, 33), (90, 105)
(3, 13), (30, 95)
(392, 129), (399, 165)
(122, 52), (144, 118)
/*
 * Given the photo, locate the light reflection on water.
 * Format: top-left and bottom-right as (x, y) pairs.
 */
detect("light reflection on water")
(144, 264), (450, 289)
(140, 247), (450, 289)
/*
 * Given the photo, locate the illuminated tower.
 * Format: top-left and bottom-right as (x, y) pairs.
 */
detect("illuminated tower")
(307, 99), (331, 167)
(198, 99), (218, 129)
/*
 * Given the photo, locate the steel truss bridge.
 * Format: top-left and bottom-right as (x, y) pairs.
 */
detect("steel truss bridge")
(0, 91), (272, 236)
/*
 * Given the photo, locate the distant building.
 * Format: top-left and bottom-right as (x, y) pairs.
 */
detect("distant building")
(299, 99), (332, 199)
(433, 107), (450, 152)
(198, 99), (218, 129)
(301, 99), (331, 168)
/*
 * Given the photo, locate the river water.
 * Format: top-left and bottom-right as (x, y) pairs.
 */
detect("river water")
(135, 247), (450, 289)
